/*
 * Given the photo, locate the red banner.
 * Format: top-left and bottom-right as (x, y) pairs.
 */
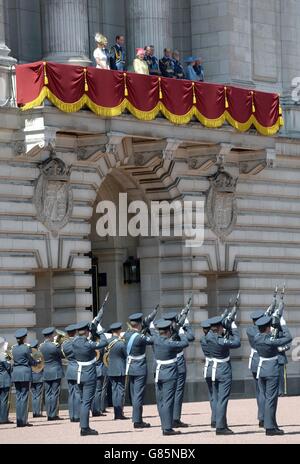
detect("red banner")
(16, 61), (284, 136)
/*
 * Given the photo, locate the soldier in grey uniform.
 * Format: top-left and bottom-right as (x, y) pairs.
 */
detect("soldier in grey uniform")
(205, 316), (241, 435)
(152, 319), (189, 436)
(61, 324), (81, 423)
(200, 319), (216, 428)
(0, 337), (12, 424)
(124, 312), (153, 428)
(29, 339), (44, 418)
(164, 311), (195, 428)
(91, 333), (107, 418)
(254, 315), (292, 436)
(39, 327), (64, 421)
(107, 322), (128, 420)
(11, 328), (37, 427)
(72, 321), (108, 436)
(246, 310), (265, 428)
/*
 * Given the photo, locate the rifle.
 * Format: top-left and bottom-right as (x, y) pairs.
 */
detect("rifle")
(221, 297), (233, 325)
(171, 297), (192, 339)
(223, 292), (240, 339)
(89, 292), (109, 339)
(142, 304), (160, 335)
(271, 284), (285, 339)
(265, 285), (278, 317)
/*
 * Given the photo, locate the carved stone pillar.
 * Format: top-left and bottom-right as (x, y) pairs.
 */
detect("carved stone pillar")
(41, 0), (91, 66)
(126, 0), (173, 62)
(0, 0), (16, 105)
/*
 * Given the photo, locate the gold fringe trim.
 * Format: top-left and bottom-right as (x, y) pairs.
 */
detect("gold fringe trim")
(251, 91), (256, 113)
(20, 86), (283, 135)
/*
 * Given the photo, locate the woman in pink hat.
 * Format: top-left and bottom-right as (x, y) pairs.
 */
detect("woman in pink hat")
(133, 48), (149, 75)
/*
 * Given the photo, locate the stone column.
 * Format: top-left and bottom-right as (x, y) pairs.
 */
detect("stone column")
(41, 0), (91, 66)
(126, 0), (173, 62)
(0, 0), (16, 105)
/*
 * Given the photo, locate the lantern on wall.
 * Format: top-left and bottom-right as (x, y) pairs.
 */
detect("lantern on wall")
(123, 256), (141, 284)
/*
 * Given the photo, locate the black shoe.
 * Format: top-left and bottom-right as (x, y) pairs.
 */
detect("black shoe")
(216, 428), (234, 435)
(173, 420), (189, 428)
(163, 429), (182, 436)
(70, 418), (80, 423)
(134, 422), (151, 429)
(26, 423), (33, 427)
(48, 416), (63, 421)
(211, 422), (216, 428)
(101, 409), (109, 413)
(80, 428), (99, 436)
(266, 428), (284, 436)
(115, 416), (129, 420)
(259, 421), (264, 428)
(92, 412), (106, 417)
(33, 414), (44, 418)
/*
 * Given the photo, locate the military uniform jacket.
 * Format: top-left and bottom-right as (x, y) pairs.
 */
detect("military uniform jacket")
(32, 369), (43, 384)
(39, 340), (64, 381)
(11, 344), (35, 382)
(109, 44), (126, 70)
(124, 330), (153, 376)
(72, 334), (108, 383)
(254, 326), (292, 378)
(145, 55), (160, 75)
(173, 59), (185, 79)
(246, 325), (260, 373)
(0, 360), (11, 387)
(277, 328), (289, 365)
(151, 333), (189, 381)
(62, 338), (78, 381)
(159, 57), (175, 78)
(107, 336), (127, 377)
(205, 329), (241, 381)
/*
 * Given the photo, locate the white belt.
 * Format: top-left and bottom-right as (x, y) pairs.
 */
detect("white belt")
(248, 348), (258, 370)
(155, 358), (177, 383)
(204, 357), (213, 379)
(125, 354), (146, 376)
(212, 357), (230, 382)
(177, 351), (184, 359)
(256, 356), (278, 379)
(77, 358), (97, 384)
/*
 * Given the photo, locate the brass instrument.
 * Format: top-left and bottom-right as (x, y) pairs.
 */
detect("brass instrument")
(0, 341), (13, 362)
(54, 329), (69, 346)
(103, 336), (125, 368)
(31, 348), (45, 374)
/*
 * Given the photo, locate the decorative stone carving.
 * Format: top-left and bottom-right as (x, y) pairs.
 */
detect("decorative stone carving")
(13, 141), (26, 156)
(206, 166), (238, 240)
(34, 157), (73, 236)
(163, 139), (181, 161)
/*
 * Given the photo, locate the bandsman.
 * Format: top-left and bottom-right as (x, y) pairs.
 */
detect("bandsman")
(30, 339), (44, 418)
(0, 337), (12, 424)
(11, 328), (37, 427)
(39, 327), (64, 421)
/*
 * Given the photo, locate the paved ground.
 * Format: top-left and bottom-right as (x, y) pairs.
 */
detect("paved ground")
(1, 396), (300, 444)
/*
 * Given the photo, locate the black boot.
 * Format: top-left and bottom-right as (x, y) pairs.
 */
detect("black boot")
(266, 428), (284, 436)
(80, 428), (99, 436)
(134, 422), (151, 429)
(216, 428), (234, 435)
(163, 429), (182, 436)
(173, 420), (189, 428)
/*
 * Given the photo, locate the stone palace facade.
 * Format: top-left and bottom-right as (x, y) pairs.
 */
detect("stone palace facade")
(1, 0), (300, 401)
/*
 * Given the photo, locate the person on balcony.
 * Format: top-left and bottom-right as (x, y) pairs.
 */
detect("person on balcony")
(159, 48), (175, 78)
(94, 33), (110, 70)
(110, 35), (126, 71)
(185, 57), (199, 81)
(133, 49), (149, 75)
(194, 57), (205, 82)
(144, 45), (161, 76)
(172, 50), (185, 80)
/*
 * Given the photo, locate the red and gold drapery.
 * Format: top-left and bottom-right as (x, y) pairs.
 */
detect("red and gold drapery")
(16, 61), (284, 136)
